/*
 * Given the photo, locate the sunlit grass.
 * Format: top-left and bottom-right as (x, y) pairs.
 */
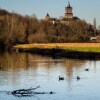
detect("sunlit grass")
(63, 47), (100, 53)
(14, 43), (100, 53)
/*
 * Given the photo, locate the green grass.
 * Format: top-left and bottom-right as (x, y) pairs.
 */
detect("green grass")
(13, 43), (100, 53)
(63, 47), (100, 53)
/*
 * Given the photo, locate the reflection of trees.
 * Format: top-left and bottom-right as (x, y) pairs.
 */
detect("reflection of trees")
(0, 52), (58, 72)
(62, 59), (87, 90)
(0, 52), (31, 84)
(0, 52), (89, 89)
(63, 59), (87, 77)
(29, 54), (56, 74)
(0, 52), (87, 77)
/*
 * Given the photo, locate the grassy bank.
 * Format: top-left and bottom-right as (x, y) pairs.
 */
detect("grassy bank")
(14, 43), (100, 52)
(13, 43), (100, 59)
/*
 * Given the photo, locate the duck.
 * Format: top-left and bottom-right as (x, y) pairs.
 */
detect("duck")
(77, 76), (80, 80)
(59, 76), (64, 81)
(50, 91), (53, 94)
(85, 68), (89, 71)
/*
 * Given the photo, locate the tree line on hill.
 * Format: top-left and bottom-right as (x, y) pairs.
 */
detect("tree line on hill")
(0, 9), (99, 50)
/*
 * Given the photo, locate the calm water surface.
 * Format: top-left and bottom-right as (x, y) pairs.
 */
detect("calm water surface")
(0, 52), (100, 100)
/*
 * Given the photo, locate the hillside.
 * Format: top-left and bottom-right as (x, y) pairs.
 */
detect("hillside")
(0, 8), (99, 50)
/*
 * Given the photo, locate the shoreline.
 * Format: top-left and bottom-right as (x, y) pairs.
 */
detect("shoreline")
(13, 43), (100, 60)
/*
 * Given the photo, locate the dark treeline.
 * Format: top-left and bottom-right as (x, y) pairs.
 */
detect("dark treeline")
(0, 9), (99, 50)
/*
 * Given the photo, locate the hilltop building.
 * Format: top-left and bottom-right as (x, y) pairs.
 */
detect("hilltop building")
(61, 1), (79, 23)
(44, 1), (79, 23)
(65, 1), (73, 19)
(45, 13), (50, 21)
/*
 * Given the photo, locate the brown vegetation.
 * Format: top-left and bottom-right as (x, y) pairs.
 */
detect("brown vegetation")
(0, 9), (99, 50)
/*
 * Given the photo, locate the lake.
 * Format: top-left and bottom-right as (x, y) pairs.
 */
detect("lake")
(0, 52), (100, 100)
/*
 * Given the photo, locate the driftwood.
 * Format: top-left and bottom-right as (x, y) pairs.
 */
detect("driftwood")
(12, 86), (40, 96)
(12, 86), (55, 97)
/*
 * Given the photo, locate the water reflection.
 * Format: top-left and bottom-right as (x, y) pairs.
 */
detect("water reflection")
(0, 52), (100, 100)
(0, 53), (85, 73)
(0, 52), (88, 86)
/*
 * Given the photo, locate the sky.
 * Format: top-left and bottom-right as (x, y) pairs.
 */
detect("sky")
(0, 0), (100, 27)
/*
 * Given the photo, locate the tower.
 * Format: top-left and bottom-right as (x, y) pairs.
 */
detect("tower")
(45, 13), (50, 21)
(93, 18), (96, 34)
(65, 1), (73, 19)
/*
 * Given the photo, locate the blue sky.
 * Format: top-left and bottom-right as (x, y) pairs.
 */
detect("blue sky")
(0, 0), (99, 26)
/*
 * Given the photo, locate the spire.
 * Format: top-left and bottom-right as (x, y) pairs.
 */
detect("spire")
(46, 13), (49, 17)
(67, 1), (70, 7)
(45, 13), (50, 21)
(93, 18), (96, 34)
(94, 18), (96, 28)
(65, 1), (73, 19)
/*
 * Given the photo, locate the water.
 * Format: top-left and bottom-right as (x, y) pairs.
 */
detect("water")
(0, 52), (100, 100)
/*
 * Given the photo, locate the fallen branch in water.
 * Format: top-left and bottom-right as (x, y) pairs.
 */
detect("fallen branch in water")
(12, 86), (40, 95)
(11, 86), (55, 97)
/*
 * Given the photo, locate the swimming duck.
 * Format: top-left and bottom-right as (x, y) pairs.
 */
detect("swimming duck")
(77, 76), (80, 80)
(59, 76), (64, 81)
(85, 68), (89, 71)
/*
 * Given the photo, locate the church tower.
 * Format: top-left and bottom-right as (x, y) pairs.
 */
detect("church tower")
(45, 13), (50, 21)
(65, 1), (73, 19)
